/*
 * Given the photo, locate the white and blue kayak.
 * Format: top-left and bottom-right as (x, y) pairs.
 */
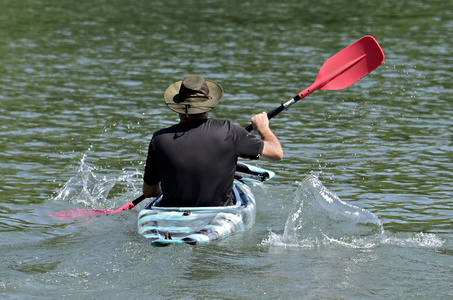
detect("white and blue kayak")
(137, 163), (274, 246)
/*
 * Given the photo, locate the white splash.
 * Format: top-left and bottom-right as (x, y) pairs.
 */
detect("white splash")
(262, 175), (445, 249)
(53, 152), (141, 207)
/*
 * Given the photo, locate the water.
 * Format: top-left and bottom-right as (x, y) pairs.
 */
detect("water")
(1, 0), (452, 298)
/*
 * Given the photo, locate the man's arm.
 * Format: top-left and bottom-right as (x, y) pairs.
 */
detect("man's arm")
(143, 181), (162, 198)
(251, 112), (283, 161)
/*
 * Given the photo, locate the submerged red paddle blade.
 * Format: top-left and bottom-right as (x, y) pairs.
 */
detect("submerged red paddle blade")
(49, 200), (139, 222)
(49, 208), (121, 222)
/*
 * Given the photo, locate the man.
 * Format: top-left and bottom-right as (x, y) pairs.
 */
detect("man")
(143, 75), (283, 207)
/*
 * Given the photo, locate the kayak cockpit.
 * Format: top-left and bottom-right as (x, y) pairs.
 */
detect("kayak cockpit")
(137, 181), (256, 245)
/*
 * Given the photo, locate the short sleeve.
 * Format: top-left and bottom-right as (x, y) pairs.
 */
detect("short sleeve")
(143, 139), (161, 185)
(231, 123), (264, 160)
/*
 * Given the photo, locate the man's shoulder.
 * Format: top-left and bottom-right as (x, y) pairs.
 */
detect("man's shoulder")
(152, 123), (180, 138)
(207, 118), (228, 125)
(207, 118), (242, 129)
(152, 119), (243, 137)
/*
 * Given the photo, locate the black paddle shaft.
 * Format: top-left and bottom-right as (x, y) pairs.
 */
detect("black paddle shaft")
(244, 94), (301, 132)
(132, 194), (147, 206)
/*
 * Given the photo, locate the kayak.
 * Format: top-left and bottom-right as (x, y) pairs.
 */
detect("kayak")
(137, 163), (274, 246)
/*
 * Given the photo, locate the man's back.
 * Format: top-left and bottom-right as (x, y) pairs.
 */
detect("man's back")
(144, 119), (263, 207)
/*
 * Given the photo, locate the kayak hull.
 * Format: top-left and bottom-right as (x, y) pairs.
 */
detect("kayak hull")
(137, 180), (256, 246)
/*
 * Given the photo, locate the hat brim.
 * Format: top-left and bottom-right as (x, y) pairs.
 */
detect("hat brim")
(164, 79), (223, 114)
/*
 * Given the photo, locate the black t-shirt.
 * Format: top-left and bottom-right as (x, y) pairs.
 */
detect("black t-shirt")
(144, 119), (264, 207)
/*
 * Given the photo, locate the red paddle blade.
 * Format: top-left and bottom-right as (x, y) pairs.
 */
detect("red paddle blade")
(315, 36), (385, 91)
(49, 201), (136, 222)
(49, 209), (119, 222)
(49, 200), (138, 222)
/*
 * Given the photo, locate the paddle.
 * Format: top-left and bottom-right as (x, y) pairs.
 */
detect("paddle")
(50, 35), (384, 222)
(244, 35), (385, 132)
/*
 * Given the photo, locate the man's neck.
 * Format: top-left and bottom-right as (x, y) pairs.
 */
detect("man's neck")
(179, 112), (209, 123)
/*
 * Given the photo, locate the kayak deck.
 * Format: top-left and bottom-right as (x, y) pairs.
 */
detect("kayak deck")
(137, 180), (256, 246)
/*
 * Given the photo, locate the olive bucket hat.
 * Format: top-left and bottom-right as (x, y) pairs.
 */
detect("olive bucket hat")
(164, 75), (224, 115)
